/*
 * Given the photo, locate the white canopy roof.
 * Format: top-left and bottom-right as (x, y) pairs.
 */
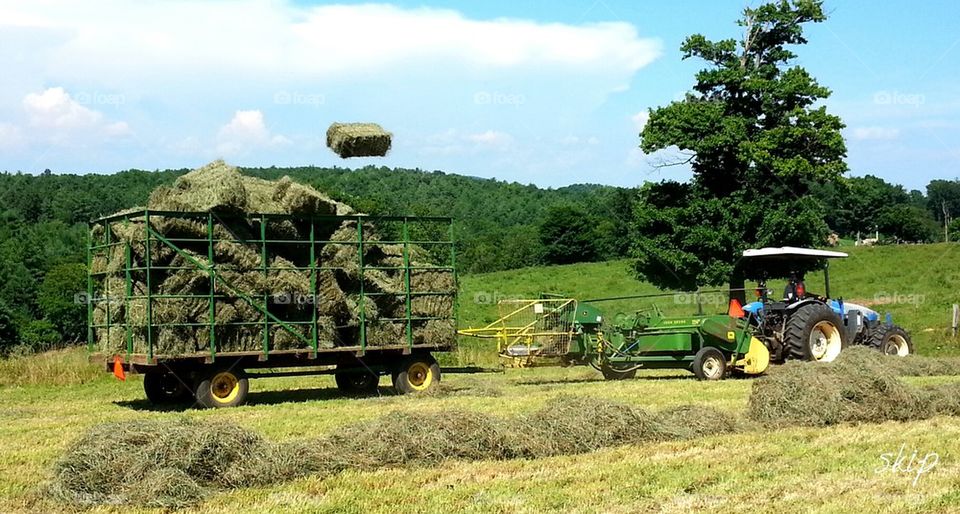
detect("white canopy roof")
(742, 247), (848, 259)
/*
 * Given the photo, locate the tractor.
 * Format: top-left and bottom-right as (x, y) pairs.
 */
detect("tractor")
(736, 247), (912, 363)
(458, 247), (912, 380)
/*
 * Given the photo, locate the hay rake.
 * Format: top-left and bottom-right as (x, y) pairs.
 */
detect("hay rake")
(458, 298), (577, 366)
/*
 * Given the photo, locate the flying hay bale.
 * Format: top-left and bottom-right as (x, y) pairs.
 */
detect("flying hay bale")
(326, 122), (392, 158)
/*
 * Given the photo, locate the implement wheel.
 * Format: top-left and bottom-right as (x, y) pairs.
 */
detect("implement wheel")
(143, 370), (191, 405)
(335, 366), (380, 395)
(600, 364), (637, 380)
(693, 347), (727, 381)
(195, 367), (249, 408)
(393, 354), (440, 394)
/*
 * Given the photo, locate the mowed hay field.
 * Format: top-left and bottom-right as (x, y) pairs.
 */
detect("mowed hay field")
(3, 244), (960, 513)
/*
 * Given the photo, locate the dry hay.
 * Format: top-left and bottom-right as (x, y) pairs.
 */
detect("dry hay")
(326, 122), (392, 158)
(91, 160), (454, 356)
(654, 405), (744, 439)
(53, 396), (749, 509)
(748, 348), (940, 427)
(50, 418), (315, 509)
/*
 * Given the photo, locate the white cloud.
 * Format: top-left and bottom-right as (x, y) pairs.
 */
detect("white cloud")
(216, 110), (290, 156)
(0, 2), (660, 83)
(466, 130), (513, 147)
(23, 87), (102, 129)
(850, 126), (900, 141)
(632, 110), (650, 131)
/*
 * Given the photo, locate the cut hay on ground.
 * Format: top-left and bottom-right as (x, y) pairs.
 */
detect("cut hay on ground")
(326, 122), (392, 158)
(52, 395), (765, 509)
(749, 346), (960, 427)
(91, 160), (456, 356)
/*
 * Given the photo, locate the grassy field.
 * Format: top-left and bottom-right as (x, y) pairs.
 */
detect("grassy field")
(3, 243), (960, 513)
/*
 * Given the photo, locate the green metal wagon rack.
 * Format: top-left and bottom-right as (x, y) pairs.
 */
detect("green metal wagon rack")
(87, 209), (458, 407)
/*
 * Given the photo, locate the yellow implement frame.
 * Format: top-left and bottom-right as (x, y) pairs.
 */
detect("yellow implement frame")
(458, 298), (577, 366)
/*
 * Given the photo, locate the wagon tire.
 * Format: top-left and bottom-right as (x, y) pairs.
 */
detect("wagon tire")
(393, 354), (440, 394)
(335, 366), (380, 395)
(143, 369), (192, 404)
(195, 367), (249, 408)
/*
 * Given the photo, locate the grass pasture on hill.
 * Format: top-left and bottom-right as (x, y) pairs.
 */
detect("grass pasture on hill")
(3, 243), (960, 512)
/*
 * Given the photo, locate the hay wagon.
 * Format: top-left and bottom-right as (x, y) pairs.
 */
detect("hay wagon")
(87, 209), (458, 408)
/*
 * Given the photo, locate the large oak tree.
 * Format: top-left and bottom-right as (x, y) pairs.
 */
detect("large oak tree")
(633, 0), (847, 298)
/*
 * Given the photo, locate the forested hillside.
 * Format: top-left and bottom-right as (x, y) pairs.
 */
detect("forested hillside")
(0, 165), (631, 352)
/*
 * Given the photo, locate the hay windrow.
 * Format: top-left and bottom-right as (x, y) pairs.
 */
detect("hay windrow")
(748, 346), (960, 427)
(52, 396), (740, 509)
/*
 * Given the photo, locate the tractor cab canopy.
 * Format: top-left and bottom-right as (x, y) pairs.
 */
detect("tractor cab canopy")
(734, 247), (847, 301)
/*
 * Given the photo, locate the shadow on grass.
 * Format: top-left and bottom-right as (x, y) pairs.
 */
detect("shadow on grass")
(513, 373), (696, 387)
(114, 386), (399, 411)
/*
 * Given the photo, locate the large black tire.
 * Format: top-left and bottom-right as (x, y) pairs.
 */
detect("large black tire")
(869, 325), (913, 356)
(334, 366), (380, 395)
(143, 370), (192, 405)
(393, 354), (440, 394)
(195, 367), (249, 408)
(600, 363), (637, 380)
(784, 303), (846, 362)
(692, 347), (727, 380)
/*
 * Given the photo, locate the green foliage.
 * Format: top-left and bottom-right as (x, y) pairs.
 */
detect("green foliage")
(539, 204), (598, 265)
(877, 205), (939, 243)
(38, 264), (88, 343)
(816, 175), (911, 235)
(19, 319), (60, 352)
(0, 301), (18, 353)
(634, 0), (845, 288)
(927, 179), (960, 222)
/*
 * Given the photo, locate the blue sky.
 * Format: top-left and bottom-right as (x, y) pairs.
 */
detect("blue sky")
(1, 0), (958, 191)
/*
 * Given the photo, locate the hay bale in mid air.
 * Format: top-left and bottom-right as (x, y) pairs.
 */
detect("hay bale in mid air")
(326, 122), (392, 158)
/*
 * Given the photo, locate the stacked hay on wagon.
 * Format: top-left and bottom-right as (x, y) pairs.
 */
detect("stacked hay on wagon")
(90, 160), (456, 355)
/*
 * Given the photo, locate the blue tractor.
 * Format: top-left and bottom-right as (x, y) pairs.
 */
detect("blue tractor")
(736, 247), (912, 363)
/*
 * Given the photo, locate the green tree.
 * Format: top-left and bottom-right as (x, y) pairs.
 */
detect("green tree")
(38, 263), (88, 344)
(539, 204), (598, 265)
(0, 301), (18, 353)
(877, 205), (939, 243)
(19, 319), (60, 352)
(633, 0), (846, 296)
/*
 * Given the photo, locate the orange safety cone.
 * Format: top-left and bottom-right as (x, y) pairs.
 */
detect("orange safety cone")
(728, 298), (745, 318)
(113, 355), (126, 381)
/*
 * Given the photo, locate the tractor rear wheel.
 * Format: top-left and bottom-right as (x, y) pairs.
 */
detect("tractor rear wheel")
(869, 325), (913, 356)
(600, 363), (637, 380)
(784, 303), (846, 362)
(692, 347), (727, 380)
